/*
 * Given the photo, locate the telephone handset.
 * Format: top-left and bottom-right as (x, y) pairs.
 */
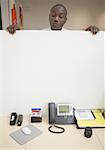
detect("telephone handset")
(48, 102), (56, 124)
(48, 102), (75, 133)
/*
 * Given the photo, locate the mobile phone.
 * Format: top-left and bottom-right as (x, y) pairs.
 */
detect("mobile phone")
(10, 112), (17, 125)
(17, 114), (23, 126)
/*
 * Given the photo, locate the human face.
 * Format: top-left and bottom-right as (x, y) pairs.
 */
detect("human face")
(49, 6), (67, 30)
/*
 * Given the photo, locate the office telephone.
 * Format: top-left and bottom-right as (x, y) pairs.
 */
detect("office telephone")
(48, 102), (75, 133)
(48, 102), (75, 124)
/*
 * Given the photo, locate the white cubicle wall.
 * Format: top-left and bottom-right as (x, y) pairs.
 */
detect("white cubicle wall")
(0, 31), (104, 116)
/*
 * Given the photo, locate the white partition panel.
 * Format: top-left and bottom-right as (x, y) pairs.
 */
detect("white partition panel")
(0, 31), (104, 116)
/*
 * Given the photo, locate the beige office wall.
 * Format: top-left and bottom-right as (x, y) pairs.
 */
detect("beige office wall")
(15, 0), (105, 30)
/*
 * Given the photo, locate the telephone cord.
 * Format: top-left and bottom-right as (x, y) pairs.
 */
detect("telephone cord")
(48, 124), (65, 133)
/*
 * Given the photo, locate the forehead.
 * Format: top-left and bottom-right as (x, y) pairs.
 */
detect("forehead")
(51, 6), (66, 15)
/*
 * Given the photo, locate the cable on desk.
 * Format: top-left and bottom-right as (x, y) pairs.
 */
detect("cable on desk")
(48, 124), (65, 133)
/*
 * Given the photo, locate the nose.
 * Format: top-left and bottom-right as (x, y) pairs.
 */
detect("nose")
(54, 16), (59, 22)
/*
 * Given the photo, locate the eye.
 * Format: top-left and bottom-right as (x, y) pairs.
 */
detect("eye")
(52, 14), (55, 17)
(51, 13), (56, 17)
(59, 15), (64, 19)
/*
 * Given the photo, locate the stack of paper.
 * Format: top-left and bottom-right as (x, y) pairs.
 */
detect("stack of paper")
(75, 109), (95, 120)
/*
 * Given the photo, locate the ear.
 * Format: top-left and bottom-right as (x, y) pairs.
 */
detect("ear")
(49, 14), (51, 22)
(64, 17), (67, 24)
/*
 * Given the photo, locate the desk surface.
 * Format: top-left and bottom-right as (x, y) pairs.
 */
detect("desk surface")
(0, 116), (104, 150)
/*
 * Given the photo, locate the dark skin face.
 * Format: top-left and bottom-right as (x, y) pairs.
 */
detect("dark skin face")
(49, 6), (67, 30)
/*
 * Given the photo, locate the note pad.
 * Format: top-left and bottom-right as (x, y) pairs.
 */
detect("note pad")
(75, 109), (95, 120)
(10, 124), (42, 145)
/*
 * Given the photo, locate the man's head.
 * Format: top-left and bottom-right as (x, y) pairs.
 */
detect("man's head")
(49, 4), (67, 30)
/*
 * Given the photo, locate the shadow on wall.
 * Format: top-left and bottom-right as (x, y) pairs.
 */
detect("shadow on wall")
(0, 5), (2, 30)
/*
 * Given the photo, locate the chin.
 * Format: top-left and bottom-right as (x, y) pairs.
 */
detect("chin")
(52, 26), (62, 30)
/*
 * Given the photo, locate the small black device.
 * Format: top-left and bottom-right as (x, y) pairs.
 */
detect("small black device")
(84, 127), (92, 138)
(31, 116), (42, 123)
(10, 112), (17, 125)
(17, 114), (23, 126)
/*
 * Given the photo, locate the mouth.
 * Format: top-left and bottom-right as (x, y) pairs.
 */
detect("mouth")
(52, 22), (60, 29)
(53, 22), (59, 26)
(50, 21), (62, 30)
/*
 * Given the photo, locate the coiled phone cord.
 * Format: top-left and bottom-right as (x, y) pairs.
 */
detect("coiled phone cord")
(48, 124), (65, 133)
